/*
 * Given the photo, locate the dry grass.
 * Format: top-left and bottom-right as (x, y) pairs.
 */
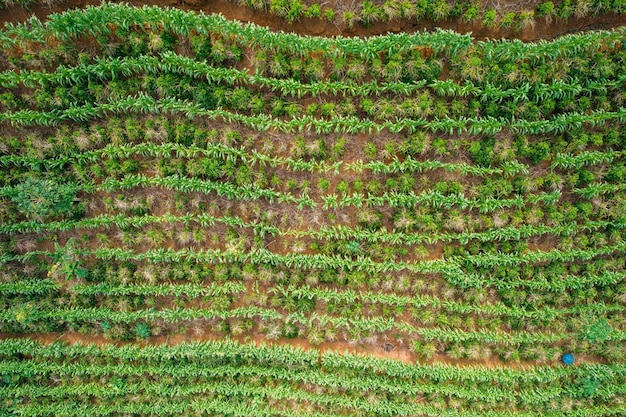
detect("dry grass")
(484, 0), (542, 13)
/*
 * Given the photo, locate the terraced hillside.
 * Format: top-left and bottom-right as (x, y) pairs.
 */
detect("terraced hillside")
(0, 3), (625, 416)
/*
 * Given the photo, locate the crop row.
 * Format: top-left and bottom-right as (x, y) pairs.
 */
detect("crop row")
(4, 339), (623, 384)
(0, 139), (525, 177)
(234, 0), (624, 31)
(4, 209), (620, 248)
(3, 92), (625, 137)
(3, 52), (624, 104)
(1, 339), (624, 414)
(0, 171), (568, 213)
(3, 274), (620, 321)
(3, 4), (624, 64)
(8, 235), (626, 278)
(3, 124), (618, 182)
(2, 351), (625, 408)
(450, 268), (626, 291)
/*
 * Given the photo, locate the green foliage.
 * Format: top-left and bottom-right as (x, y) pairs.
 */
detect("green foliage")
(323, 7), (335, 21)
(482, 9), (497, 27)
(468, 137), (495, 167)
(579, 318), (612, 343)
(134, 322), (152, 339)
(536, 1), (555, 17)
(304, 4), (322, 17)
(282, 323), (299, 338)
(345, 240), (360, 253)
(462, 5), (479, 23)
(11, 178), (79, 221)
(1, 9), (626, 409)
(501, 12), (517, 28)
(581, 376), (600, 398)
(360, 0), (382, 24)
(50, 239), (89, 281)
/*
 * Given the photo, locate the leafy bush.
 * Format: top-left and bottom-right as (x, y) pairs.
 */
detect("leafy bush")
(468, 137), (495, 167)
(482, 9), (497, 27)
(304, 4), (321, 17)
(11, 178), (79, 221)
(536, 1), (555, 17)
(134, 322), (152, 339)
(463, 5), (479, 22)
(579, 318), (612, 343)
(282, 323), (299, 338)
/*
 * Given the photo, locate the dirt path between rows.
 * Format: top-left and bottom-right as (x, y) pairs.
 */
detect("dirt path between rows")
(0, 0), (624, 41)
(1, 331), (605, 368)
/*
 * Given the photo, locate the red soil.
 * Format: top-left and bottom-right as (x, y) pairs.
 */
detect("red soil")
(0, 331), (607, 367)
(0, 0), (624, 41)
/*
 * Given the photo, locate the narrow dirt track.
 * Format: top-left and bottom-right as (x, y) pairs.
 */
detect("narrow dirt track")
(0, 0), (625, 41)
(0, 332), (606, 368)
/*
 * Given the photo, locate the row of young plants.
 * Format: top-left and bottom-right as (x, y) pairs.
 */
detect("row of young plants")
(4, 338), (624, 384)
(3, 178), (620, 273)
(3, 256), (621, 327)
(0, 138), (533, 178)
(6, 0), (622, 32)
(2, 240), (623, 359)
(4, 380), (624, 417)
(6, 219), (623, 303)
(0, 174), (568, 216)
(4, 228), (623, 307)
(3, 51), (623, 107)
(0, 216), (618, 278)
(238, 0), (626, 30)
(2, 276), (620, 324)
(1, 111), (623, 231)
(3, 55), (620, 132)
(3, 113), (622, 182)
(0, 306), (623, 362)
(0, 279), (246, 298)
(2, 6), (624, 109)
(3, 4), (623, 65)
(1, 44), (623, 127)
(54, 242), (626, 302)
(9, 235), (626, 276)
(11, 86), (622, 135)
(4, 210), (622, 250)
(2, 285), (623, 334)
(44, 247), (626, 303)
(449, 264), (626, 292)
(3, 177), (625, 289)
(1, 115), (623, 254)
(3, 122), (616, 200)
(1, 339), (624, 414)
(3, 92), (625, 137)
(1, 156), (620, 228)
(1, 200), (619, 264)
(0, 381), (565, 409)
(3, 216), (619, 350)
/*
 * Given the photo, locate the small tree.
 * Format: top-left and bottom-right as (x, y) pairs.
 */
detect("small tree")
(482, 9), (497, 27)
(11, 178), (78, 221)
(49, 239), (89, 281)
(580, 318), (612, 343)
(536, 1), (555, 18)
(581, 376), (600, 398)
(134, 322), (152, 339)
